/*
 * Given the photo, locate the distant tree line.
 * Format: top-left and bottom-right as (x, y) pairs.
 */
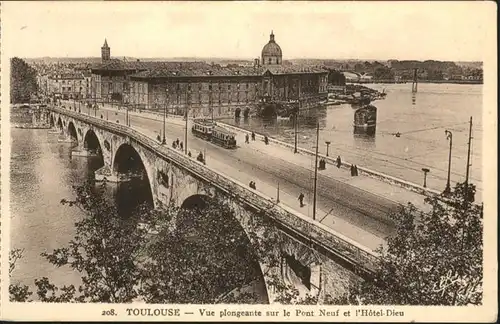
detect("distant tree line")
(322, 59), (482, 82)
(10, 57), (39, 104)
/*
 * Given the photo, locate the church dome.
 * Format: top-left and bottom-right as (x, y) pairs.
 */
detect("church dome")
(262, 32), (282, 56)
(261, 31), (282, 65)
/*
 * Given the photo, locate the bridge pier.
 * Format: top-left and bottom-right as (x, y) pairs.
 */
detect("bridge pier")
(57, 133), (75, 143)
(71, 148), (99, 158)
(48, 127), (61, 135)
(95, 165), (132, 183)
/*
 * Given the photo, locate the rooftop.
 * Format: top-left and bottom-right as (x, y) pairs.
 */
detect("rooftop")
(127, 64), (327, 80)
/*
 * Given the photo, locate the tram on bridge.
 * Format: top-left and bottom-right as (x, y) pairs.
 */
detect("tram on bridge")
(192, 119), (237, 149)
(191, 119), (214, 140)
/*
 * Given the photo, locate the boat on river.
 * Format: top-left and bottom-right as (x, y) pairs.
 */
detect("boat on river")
(353, 104), (377, 135)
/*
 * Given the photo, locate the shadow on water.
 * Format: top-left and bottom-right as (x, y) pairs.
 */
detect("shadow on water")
(84, 155), (153, 220)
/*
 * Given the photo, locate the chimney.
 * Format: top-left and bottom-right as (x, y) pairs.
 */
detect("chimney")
(254, 58), (260, 68)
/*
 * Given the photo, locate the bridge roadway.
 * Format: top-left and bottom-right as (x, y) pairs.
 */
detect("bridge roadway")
(60, 103), (427, 251)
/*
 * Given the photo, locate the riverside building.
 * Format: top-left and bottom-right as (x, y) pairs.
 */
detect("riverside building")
(90, 33), (328, 117)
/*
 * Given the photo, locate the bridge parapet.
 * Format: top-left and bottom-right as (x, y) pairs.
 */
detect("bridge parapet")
(48, 106), (380, 276)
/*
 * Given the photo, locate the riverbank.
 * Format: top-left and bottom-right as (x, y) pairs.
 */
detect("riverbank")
(348, 79), (483, 85)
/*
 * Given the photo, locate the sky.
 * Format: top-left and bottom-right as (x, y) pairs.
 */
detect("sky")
(2, 1), (495, 62)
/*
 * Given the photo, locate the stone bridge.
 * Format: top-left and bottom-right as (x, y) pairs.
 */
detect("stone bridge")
(46, 106), (379, 304)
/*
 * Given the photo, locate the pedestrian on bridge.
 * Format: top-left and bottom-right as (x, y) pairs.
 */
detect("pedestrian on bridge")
(350, 164), (355, 176)
(245, 134), (249, 144)
(354, 165), (359, 176)
(298, 193), (305, 207)
(251, 131), (256, 141)
(197, 152), (204, 163)
(336, 155), (342, 168)
(188, 151), (192, 157)
(176, 138), (180, 146)
(179, 142), (183, 150)
(264, 135), (269, 145)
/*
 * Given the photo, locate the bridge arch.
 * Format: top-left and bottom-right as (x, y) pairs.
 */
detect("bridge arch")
(112, 143), (155, 206)
(178, 194), (270, 303)
(181, 194), (210, 210)
(67, 121), (78, 143)
(83, 128), (105, 166)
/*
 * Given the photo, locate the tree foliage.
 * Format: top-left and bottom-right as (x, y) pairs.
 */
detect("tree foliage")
(10, 57), (38, 104)
(10, 178), (483, 305)
(9, 181), (305, 304)
(337, 182), (483, 306)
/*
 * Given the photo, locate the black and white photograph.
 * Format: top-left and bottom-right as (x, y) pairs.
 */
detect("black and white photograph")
(1, 1), (497, 322)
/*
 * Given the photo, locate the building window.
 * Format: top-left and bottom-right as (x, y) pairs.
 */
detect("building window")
(228, 84), (231, 90)
(268, 58), (272, 64)
(177, 84), (180, 91)
(209, 84), (212, 91)
(246, 83), (249, 89)
(188, 84), (191, 91)
(219, 84), (222, 90)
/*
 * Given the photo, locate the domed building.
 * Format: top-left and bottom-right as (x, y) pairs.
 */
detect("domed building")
(261, 31), (282, 66)
(91, 35), (328, 116)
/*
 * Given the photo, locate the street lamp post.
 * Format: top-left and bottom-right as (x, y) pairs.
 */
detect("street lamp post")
(294, 99), (300, 154)
(126, 101), (129, 127)
(163, 88), (168, 144)
(312, 122), (320, 221)
(210, 85), (214, 123)
(325, 141), (331, 157)
(185, 89), (191, 155)
(444, 130), (453, 195)
(422, 168), (430, 188)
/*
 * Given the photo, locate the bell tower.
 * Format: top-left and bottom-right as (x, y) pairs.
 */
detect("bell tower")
(101, 39), (110, 61)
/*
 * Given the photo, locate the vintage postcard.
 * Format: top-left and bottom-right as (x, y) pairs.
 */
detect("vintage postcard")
(0, 1), (497, 322)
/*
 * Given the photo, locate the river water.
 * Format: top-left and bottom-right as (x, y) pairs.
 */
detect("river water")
(221, 83), (483, 200)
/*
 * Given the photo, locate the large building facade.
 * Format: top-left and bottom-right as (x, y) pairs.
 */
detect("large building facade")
(91, 33), (328, 117)
(38, 72), (89, 100)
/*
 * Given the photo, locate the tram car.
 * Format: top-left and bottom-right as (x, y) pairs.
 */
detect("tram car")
(191, 119), (237, 149)
(191, 119), (215, 140)
(211, 126), (237, 149)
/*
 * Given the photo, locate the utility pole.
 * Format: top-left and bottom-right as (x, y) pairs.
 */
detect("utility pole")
(163, 88), (168, 144)
(293, 111), (299, 153)
(312, 122), (320, 221)
(185, 88), (190, 155)
(464, 116), (473, 201)
(210, 85), (214, 123)
(412, 68), (418, 93)
(444, 130), (453, 195)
